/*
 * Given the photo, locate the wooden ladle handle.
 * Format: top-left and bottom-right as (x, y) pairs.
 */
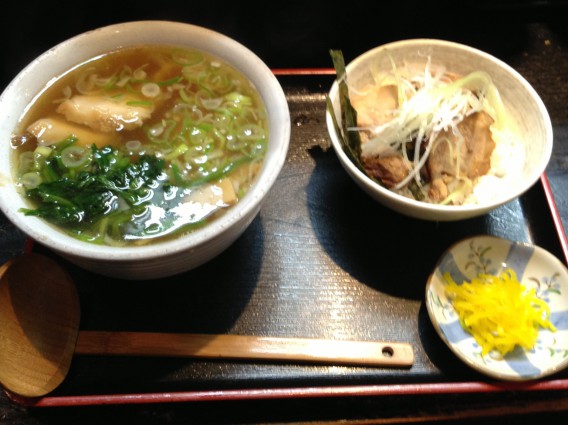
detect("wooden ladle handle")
(76, 331), (414, 367)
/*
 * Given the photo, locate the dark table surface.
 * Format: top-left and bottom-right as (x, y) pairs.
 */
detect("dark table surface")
(3, 1), (568, 424)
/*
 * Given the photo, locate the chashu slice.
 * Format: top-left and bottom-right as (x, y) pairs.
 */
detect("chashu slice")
(427, 111), (496, 202)
(56, 95), (152, 133)
(26, 117), (119, 148)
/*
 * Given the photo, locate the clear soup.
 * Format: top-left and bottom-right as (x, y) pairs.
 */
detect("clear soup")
(11, 45), (268, 246)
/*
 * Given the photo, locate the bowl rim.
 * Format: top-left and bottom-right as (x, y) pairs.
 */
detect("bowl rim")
(0, 20), (291, 261)
(325, 38), (553, 219)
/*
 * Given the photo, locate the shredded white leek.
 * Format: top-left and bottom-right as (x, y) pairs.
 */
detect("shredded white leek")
(349, 56), (520, 202)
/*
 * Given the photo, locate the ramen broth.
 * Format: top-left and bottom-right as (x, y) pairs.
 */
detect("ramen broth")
(11, 45), (268, 246)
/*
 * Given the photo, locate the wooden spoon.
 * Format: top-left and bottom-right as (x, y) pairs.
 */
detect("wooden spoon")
(0, 253), (414, 398)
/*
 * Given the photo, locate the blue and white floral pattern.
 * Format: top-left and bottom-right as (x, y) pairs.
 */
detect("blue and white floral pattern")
(426, 235), (568, 381)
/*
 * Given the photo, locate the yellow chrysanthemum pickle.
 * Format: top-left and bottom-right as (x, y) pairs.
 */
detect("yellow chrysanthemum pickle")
(444, 268), (557, 356)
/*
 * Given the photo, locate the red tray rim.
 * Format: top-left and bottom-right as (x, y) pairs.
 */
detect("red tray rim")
(8, 377), (568, 407)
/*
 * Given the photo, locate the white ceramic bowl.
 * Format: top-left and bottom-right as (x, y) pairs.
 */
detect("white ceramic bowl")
(0, 21), (290, 280)
(326, 39), (553, 221)
(426, 235), (568, 380)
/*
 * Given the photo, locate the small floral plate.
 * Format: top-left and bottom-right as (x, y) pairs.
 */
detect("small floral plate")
(426, 235), (568, 381)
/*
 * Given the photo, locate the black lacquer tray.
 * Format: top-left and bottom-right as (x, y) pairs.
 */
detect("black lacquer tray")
(7, 71), (568, 407)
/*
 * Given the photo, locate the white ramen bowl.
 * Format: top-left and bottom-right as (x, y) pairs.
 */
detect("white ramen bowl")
(0, 21), (290, 280)
(326, 39), (553, 221)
